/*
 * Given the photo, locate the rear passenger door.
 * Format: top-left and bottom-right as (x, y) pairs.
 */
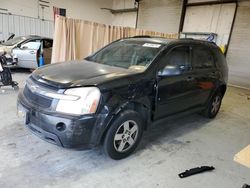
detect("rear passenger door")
(191, 45), (219, 106)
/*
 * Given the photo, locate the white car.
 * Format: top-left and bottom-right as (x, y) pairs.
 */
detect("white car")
(0, 35), (53, 69)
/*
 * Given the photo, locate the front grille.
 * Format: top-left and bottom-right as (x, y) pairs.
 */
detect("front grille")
(24, 85), (53, 108)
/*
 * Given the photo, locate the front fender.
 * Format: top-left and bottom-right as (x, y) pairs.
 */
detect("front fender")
(94, 90), (153, 146)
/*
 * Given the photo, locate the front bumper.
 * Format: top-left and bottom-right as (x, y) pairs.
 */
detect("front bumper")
(17, 91), (108, 149)
(5, 55), (18, 67)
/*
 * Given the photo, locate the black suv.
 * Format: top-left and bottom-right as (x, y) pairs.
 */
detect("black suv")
(17, 37), (228, 159)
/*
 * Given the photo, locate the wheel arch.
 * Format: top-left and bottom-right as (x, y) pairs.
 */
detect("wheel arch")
(218, 84), (227, 97)
(99, 101), (151, 145)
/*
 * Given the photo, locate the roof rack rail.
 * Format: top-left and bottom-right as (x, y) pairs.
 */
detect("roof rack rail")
(179, 38), (194, 40)
(180, 38), (218, 45)
(132, 35), (151, 38)
(210, 41), (217, 46)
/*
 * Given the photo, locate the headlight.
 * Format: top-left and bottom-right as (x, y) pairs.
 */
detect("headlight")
(56, 87), (101, 115)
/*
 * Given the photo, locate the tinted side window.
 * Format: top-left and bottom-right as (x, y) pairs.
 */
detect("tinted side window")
(159, 46), (190, 70)
(43, 39), (53, 48)
(192, 46), (214, 69)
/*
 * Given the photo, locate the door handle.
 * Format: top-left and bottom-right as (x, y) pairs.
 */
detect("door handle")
(29, 51), (36, 54)
(186, 76), (194, 81)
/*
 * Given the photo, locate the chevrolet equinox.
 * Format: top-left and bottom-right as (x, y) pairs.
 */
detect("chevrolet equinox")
(17, 37), (228, 159)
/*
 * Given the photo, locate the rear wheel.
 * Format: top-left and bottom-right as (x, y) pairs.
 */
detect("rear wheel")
(103, 110), (143, 160)
(203, 91), (222, 118)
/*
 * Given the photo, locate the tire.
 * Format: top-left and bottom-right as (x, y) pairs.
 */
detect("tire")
(203, 91), (223, 119)
(12, 82), (19, 90)
(13, 85), (19, 91)
(103, 110), (143, 160)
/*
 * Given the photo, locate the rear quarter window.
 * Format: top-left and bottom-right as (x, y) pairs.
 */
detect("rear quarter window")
(192, 45), (215, 69)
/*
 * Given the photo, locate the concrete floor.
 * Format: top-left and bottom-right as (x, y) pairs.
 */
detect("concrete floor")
(0, 71), (250, 188)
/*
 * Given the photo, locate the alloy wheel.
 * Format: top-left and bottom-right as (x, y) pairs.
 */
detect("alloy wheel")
(211, 95), (221, 114)
(113, 120), (139, 153)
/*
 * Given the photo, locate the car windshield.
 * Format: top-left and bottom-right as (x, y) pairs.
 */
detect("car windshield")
(87, 40), (164, 70)
(2, 36), (27, 46)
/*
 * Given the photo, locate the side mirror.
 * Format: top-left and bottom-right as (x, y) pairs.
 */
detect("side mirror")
(158, 65), (182, 77)
(16, 44), (21, 49)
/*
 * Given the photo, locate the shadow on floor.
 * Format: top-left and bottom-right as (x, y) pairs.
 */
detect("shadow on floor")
(139, 113), (212, 152)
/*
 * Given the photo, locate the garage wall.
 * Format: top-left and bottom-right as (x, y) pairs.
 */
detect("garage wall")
(111, 0), (137, 27)
(137, 0), (182, 33)
(183, 3), (236, 47)
(0, 13), (54, 40)
(187, 0), (218, 3)
(0, 0), (113, 24)
(0, 0), (38, 19)
(226, 1), (250, 88)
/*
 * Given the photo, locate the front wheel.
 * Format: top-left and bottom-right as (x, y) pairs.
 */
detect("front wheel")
(203, 91), (222, 118)
(103, 110), (143, 160)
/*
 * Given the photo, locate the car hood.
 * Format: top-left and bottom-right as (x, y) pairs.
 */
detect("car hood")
(32, 60), (140, 89)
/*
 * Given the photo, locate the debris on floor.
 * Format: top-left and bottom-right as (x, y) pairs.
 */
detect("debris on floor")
(178, 166), (215, 178)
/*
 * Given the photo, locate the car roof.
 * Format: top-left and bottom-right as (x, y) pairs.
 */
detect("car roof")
(122, 36), (218, 49)
(122, 37), (172, 44)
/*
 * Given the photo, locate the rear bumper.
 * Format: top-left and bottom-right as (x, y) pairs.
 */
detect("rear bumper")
(17, 91), (108, 149)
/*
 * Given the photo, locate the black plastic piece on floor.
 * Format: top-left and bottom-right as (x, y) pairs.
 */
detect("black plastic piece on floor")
(242, 184), (250, 188)
(178, 166), (215, 178)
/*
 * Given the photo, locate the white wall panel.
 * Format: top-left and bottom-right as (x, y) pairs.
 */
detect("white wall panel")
(137, 0), (182, 33)
(4, 14), (10, 39)
(0, 13), (54, 41)
(111, 0), (137, 28)
(227, 1), (250, 88)
(183, 3), (236, 47)
(1, 0), (113, 24)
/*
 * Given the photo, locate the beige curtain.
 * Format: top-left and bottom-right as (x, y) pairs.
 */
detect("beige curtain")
(51, 16), (178, 63)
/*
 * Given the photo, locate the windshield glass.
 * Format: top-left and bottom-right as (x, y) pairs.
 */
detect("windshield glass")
(2, 36), (27, 46)
(87, 40), (164, 70)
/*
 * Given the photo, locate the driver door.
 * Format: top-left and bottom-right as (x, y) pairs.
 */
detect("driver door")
(154, 45), (197, 120)
(14, 40), (41, 69)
